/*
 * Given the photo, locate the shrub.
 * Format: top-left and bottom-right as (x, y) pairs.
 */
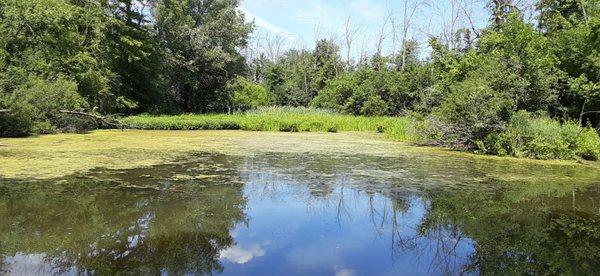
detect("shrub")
(361, 95), (388, 116)
(8, 77), (92, 134)
(433, 78), (512, 148)
(482, 111), (600, 160)
(227, 77), (270, 110)
(311, 68), (409, 116)
(575, 128), (600, 161)
(310, 73), (356, 112)
(0, 103), (34, 137)
(401, 114), (444, 144)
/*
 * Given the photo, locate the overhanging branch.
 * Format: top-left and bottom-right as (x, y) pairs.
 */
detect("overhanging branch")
(59, 110), (128, 129)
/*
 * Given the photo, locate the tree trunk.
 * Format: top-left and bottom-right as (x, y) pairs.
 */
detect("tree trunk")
(59, 110), (127, 129)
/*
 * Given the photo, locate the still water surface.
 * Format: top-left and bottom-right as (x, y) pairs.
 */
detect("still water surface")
(1, 152), (599, 275)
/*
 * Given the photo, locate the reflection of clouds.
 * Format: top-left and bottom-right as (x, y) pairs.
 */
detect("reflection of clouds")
(334, 265), (357, 276)
(219, 244), (266, 264)
(2, 253), (79, 275)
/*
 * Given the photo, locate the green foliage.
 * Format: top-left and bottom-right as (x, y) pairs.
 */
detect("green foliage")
(122, 107), (411, 139)
(482, 111), (600, 160)
(262, 40), (343, 107)
(312, 67), (427, 116)
(0, 104), (34, 137)
(0, 0), (117, 111)
(433, 77), (512, 147)
(227, 77), (270, 109)
(8, 77), (92, 134)
(155, 0), (253, 113)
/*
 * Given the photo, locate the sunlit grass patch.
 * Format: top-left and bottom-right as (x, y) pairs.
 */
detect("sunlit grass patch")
(122, 107), (412, 140)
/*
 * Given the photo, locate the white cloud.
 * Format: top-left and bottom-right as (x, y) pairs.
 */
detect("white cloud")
(240, 8), (280, 33)
(334, 265), (358, 276)
(239, 7), (296, 40)
(2, 253), (79, 275)
(219, 244), (266, 264)
(350, 0), (386, 20)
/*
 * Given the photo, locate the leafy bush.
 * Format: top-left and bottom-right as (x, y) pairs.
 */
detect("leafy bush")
(432, 78), (512, 148)
(227, 77), (270, 110)
(1, 77), (93, 136)
(310, 73), (356, 112)
(0, 103), (34, 137)
(311, 68), (418, 116)
(482, 111), (600, 160)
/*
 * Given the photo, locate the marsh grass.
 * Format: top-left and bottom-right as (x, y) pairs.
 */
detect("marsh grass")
(122, 107), (413, 141)
(121, 108), (600, 162)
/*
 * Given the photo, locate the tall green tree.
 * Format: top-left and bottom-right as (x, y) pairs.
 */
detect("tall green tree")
(104, 0), (163, 112)
(538, 0), (600, 124)
(154, 0), (253, 113)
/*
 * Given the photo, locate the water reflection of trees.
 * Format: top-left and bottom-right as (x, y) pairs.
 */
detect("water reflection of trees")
(0, 154), (248, 274)
(240, 153), (600, 275)
(1, 152), (598, 274)
(424, 188), (600, 275)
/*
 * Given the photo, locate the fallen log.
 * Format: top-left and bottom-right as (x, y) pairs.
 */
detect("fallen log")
(0, 109), (10, 113)
(59, 110), (128, 129)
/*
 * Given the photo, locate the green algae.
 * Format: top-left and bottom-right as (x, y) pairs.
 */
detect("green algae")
(0, 129), (598, 180)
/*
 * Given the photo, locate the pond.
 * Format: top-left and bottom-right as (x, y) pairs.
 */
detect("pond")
(0, 135), (599, 275)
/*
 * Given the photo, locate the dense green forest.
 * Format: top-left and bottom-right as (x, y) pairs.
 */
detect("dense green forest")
(0, 0), (599, 160)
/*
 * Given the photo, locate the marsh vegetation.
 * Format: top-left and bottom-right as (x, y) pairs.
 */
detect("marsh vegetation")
(1, 0), (600, 274)
(1, 0), (599, 161)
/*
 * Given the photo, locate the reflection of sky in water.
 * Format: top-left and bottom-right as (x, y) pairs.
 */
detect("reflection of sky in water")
(220, 244), (266, 264)
(1, 152), (598, 275)
(2, 254), (78, 276)
(217, 171), (476, 275)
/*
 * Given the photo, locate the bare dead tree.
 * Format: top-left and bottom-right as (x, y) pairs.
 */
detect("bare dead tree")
(343, 16), (361, 69)
(580, 0), (589, 26)
(358, 33), (371, 68)
(399, 0), (423, 71)
(372, 11), (394, 71)
(248, 30), (265, 82)
(313, 22), (324, 44)
(375, 11), (393, 57)
(58, 110), (128, 128)
(460, 0), (481, 40)
(263, 33), (286, 62)
(448, 0), (460, 50)
(391, 15), (399, 57)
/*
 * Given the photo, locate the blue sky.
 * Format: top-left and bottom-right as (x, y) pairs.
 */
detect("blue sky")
(239, 0), (497, 57)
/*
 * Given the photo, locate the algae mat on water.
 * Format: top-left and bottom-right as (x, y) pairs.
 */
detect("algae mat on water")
(0, 130), (598, 180)
(0, 130), (406, 179)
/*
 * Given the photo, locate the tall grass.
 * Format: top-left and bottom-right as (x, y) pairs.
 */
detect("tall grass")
(122, 107), (412, 141)
(122, 108), (600, 161)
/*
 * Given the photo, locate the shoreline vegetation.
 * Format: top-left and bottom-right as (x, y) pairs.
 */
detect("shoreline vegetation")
(122, 107), (600, 162)
(1, 1), (599, 164)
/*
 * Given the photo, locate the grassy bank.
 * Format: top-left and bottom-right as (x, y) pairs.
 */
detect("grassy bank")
(122, 107), (600, 162)
(122, 107), (413, 141)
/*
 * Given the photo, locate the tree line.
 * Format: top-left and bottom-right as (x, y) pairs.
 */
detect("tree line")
(0, 0), (599, 143)
(0, 0), (252, 135)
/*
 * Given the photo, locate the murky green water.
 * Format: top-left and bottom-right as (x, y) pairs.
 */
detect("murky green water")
(1, 152), (599, 275)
